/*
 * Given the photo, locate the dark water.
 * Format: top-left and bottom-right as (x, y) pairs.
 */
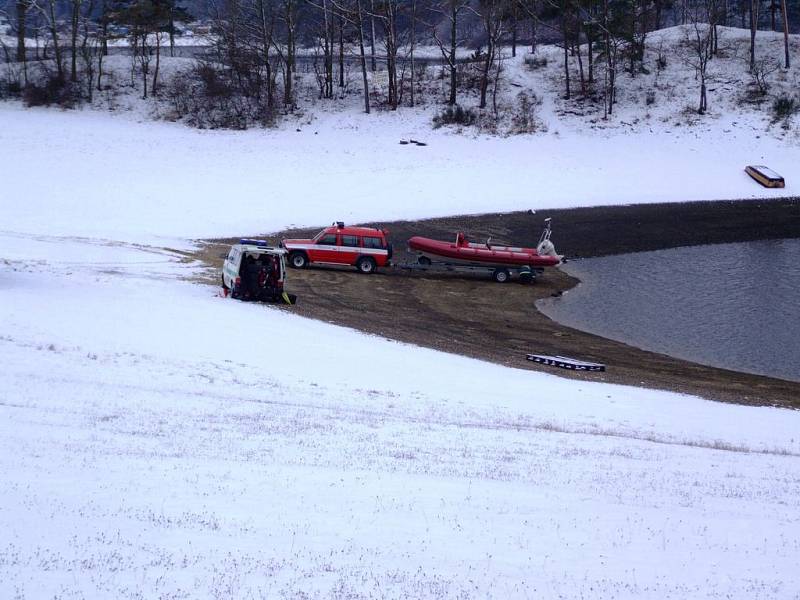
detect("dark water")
(538, 239), (800, 382)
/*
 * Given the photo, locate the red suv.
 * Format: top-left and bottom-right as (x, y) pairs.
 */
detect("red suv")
(281, 223), (392, 273)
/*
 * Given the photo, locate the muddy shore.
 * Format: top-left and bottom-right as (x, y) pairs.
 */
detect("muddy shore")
(197, 198), (800, 409)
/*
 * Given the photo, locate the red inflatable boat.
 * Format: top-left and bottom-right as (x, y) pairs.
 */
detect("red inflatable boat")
(408, 219), (562, 269)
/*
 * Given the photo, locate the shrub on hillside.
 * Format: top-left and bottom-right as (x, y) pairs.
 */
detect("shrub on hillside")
(0, 77), (22, 99)
(748, 57), (779, 98)
(164, 62), (276, 129)
(23, 73), (82, 108)
(0, 61), (24, 100)
(432, 104), (477, 128)
(524, 55), (548, 70)
(771, 94), (799, 124)
(509, 91), (546, 134)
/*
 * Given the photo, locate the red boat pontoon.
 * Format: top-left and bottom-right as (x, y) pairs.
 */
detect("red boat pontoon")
(408, 219), (562, 271)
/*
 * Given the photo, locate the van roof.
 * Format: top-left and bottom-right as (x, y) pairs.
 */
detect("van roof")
(235, 243), (286, 254)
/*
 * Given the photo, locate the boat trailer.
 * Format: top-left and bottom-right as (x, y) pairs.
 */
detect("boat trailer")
(396, 259), (544, 283)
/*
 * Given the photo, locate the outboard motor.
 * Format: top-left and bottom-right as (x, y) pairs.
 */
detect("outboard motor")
(536, 218), (559, 257)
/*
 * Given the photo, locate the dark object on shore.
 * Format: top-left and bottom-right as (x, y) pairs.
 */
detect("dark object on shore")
(527, 354), (606, 372)
(410, 139), (427, 146)
(745, 165), (785, 188)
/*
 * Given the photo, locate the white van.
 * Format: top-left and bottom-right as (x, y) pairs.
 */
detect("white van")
(222, 239), (294, 304)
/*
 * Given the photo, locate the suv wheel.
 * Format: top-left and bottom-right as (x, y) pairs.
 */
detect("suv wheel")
(289, 251), (308, 269)
(356, 256), (376, 274)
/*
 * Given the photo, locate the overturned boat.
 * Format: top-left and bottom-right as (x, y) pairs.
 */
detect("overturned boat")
(745, 165), (785, 188)
(408, 218), (562, 271)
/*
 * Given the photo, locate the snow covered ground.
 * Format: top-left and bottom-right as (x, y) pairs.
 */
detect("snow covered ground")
(3, 26), (800, 598)
(1, 96), (797, 247)
(3, 230), (800, 599)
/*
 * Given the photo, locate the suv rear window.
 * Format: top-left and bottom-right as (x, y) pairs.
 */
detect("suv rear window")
(363, 236), (383, 249)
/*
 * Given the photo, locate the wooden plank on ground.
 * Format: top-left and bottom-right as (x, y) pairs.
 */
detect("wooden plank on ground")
(526, 354), (606, 372)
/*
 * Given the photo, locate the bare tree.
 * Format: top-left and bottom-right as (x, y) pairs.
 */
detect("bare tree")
(559, 0), (571, 98)
(355, 0), (371, 111)
(152, 29), (163, 94)
(509, 0), (518, 56)
(79, 0), (99, 100)
(491, 44), (504, 118)
(321, 0), (374, 110)
(369, 0), (376, 70)
(478, 0), (505, 109)
(683, 6), (714, 114)
(16, 0), (26, 62)
(780, 0), (789, 68)
(749, 0), (758, 71)
(138, 32), (152, 97)
(598, 0), (621, 116)
(409, 0), (416, 106)
(118, 0), (172, 97)
(279, 0), (298, 107)
(257, 0), (278, 109)
(96, 5), (108, 91)
(584, 3), (597, 84)
(31, 0), (64, 80)
(70, 0), (82, 82)
(368, 0), (400, 109)
(429, 0), (470, 105)
(320, 0), (334, 98)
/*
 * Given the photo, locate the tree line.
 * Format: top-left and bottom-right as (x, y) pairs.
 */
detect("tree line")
(1, 0), (797, 120)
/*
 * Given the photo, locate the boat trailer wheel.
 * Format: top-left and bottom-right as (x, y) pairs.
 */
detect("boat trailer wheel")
(493, 269), (510, 283)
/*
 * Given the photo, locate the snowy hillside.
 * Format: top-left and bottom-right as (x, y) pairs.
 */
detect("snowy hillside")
(3, 28), (800, 245)
(8, 26), (800, 133)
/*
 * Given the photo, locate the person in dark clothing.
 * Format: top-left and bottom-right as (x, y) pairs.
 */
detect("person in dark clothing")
(264, 256), (281, 299)
(240, 255), (257, 300)
(239, 256), (251, 297)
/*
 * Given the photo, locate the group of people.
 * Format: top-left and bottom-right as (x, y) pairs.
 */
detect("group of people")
(241, 254), (280, 301)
